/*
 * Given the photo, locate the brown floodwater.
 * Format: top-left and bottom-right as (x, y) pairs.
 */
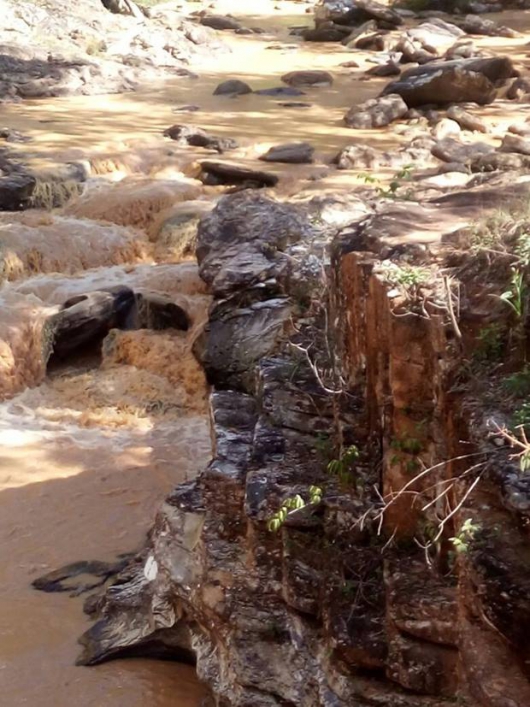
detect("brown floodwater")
(2, 1), (530, 705)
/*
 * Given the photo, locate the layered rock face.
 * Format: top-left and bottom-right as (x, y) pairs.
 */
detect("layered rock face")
(79, 190), (530, 706)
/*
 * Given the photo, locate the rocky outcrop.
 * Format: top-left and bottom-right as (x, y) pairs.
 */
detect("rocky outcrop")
(0, 0), (225, 98)
(76, 179), (530, 706)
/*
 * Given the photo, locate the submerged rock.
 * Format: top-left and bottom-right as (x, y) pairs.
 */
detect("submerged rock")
(281, 70), (333, 87)
(200, 14), (242, 31)
(213, 78), (252, 95)
(254, 86), (306, 97)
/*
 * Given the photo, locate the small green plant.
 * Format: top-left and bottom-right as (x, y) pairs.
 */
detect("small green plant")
(513, 401), (530, 430)
(390, 436), (423, 474)
(391, 436), (422, 455)
(380, 263), (430, 292)
(314, 433), (333, 463)
(359, 165), (415, 200)
(473, 324), (504, 363)
(267, 486), (322, 532)
(499, 268), (526, 319)
(450, 518), (479, 554)
(503, 368), (530, 396)
(514, 232), (530, 267)
(327, 444), (359, 485)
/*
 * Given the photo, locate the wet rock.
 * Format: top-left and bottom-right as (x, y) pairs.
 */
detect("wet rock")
(101, 0), (145, 17)
(278, 101), (312, 108)
(446, 105), (488, 133)
(47, 285), (136, 360)
(163, 124), (238, 152)
(506, 76), (530, 100)
(259, 142), (314, 164)
(133, 292), (190, 331)
(0, 172), (36, 210)
(333, 144), (382, 169)
(500, 133), (530, 156)
(33, 558), (129, 595)
(196, 190), (311, 297)
(365, 62), (400, 77)
(172, 104), (201, 113)
(199, 160), (279, 188)
(314, 0), (402, 29)
(432, 137), (494, 163)
(382, 56), (517, 107)
(281, 70), (333, 87)
(254, 86), (305, 97)
(213, 79), (252, 96)
(200, 14), (242, 31)
(459, 14), (520, 38)
(302, 25), (350, 41)
(0, 127), (31, 143)
(344, 93), (408, 128)
(194, 298), (291, 390)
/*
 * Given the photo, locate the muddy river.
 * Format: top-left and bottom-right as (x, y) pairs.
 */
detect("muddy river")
(0, 0), (530, 705)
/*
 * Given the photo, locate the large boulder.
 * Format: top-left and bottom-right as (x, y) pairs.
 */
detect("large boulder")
(381, 56), (517, 107)
(196, 190), (312, 297)
(344, 94), (408, 128)
(314, 0), (402, 28)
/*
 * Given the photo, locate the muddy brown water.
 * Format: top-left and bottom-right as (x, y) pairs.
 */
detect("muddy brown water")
(1, 1), (530, 705)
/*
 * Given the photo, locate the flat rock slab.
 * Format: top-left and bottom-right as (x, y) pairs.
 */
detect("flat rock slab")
(254, 86), (306, 97)
(200, 15), (242, 31)
(281, 70), (333, 87)
(199, 160), (279, 187)
(259, 142), (315, 164)
(278, 101), (312, 108)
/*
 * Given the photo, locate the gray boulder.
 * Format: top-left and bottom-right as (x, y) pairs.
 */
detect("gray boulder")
(344, 93), (408, 128)
(196, 190), (312, 297)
